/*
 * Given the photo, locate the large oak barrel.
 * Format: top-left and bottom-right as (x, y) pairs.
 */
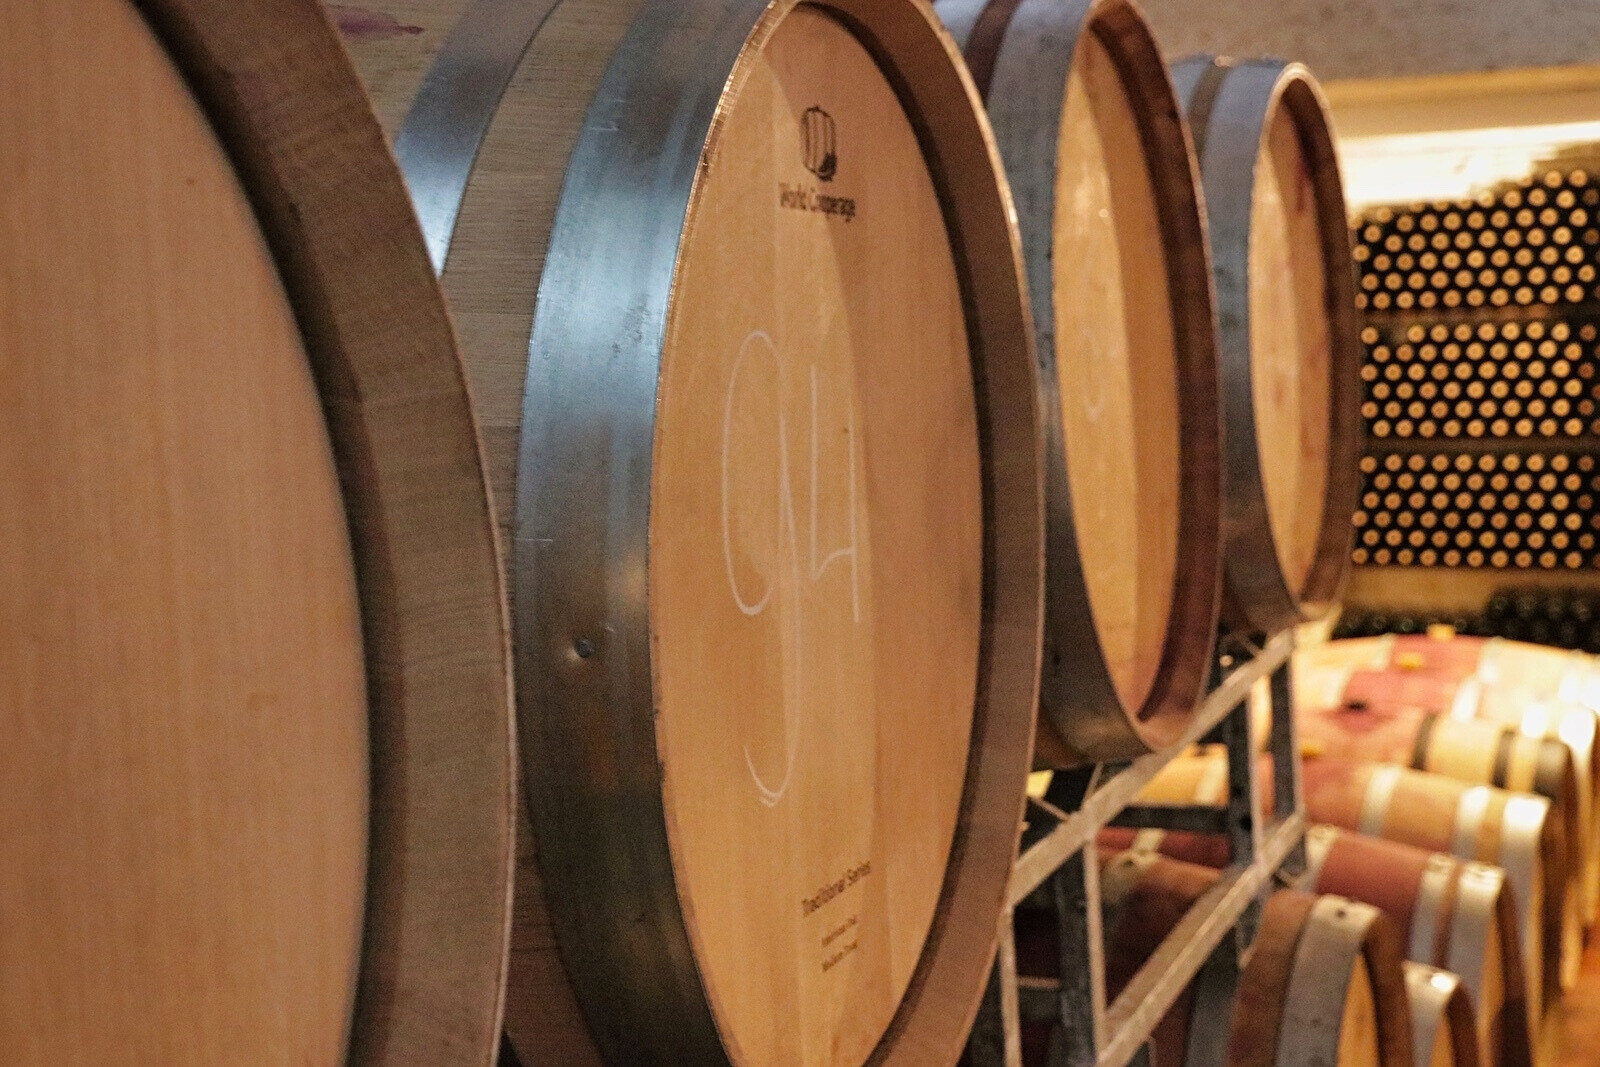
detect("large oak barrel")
(1301, 757), (1566, 1028)
(1, 1), (514, 1061)
(1168, 56), (1362, 636)
(1227, 891), (1412, 1067)
(336, 2), (1044, 1062)
(1403, 963), (1482, 1067)
(936, 0), (1222, 761)
(1297, 659), (1597, 930)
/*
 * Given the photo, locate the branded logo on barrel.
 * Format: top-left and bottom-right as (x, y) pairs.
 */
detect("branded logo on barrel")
(801, 106), (837, 181)
(780, 105), (858, 222)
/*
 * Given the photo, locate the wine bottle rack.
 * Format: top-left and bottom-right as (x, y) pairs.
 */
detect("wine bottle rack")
(1352, 160), (1600, 575)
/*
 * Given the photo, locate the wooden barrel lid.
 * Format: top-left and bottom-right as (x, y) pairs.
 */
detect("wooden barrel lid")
(941, 0), (1222, 761)
(654, 8), (979, 1061)
(513, 1), (1043, 1062)
(1171, 57), (1361, 635)
(3, 0), (514, 1062)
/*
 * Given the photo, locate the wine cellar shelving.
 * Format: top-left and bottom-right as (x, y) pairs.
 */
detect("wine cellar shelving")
(1353, 164), (1600, 576)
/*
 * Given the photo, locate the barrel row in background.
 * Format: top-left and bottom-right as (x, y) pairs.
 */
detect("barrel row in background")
(1290, 631), (1600, 1059)
(1107, 744), (1556, 1066)
(4, 0), (1366, 1064)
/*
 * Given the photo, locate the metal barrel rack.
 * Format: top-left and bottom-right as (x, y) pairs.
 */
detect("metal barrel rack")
(967, 629), (1309, 1067)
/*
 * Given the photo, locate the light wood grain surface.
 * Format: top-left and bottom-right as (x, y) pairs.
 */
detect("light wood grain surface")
(339, 1), (640, 1060)
(1052, 27), (1181, 715)
(1340, 952), (1382, 1067)
(0, 1), (367, 1058)
(1251, 98), (1335, 596)
(652, 8), (981, 1063)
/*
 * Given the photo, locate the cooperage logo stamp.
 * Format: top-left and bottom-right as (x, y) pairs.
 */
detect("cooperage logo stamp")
(801, 106), (837, 181)
(781, 105), (857, 222)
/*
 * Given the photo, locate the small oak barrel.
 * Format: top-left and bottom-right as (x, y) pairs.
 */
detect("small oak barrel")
(936, 0), (1223, 761)
(1301, 757), (1565, 1030)
(1297, 659), (1595, 937)
(1, 1), (514, 1062)
(1304, 634), (1600, 925)
(1227, 891), (1412, 1067)
(336, 1), (1044, 1063)
(1403, 963), (1482, 1067)
(1168, 56), (1362, 636)
(1136, 751), (1566, 1034)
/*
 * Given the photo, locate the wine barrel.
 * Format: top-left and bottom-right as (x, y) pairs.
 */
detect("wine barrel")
(1100, 851), (1225, 1066)
(1304, 635), (1600, 712)
(1403, 963), (1482, 1067)
(1, 1), (514, 1062)
(1011, 850), (1221, 1066)
(1136, 751), (1567, 1031)
(1301, 757), (1566, 1028)
(1304, 827), (1530, 1067)
(1099, 821), (1531, 1067)
(1303, 635), (1600, 925)
(1298, 659), (1599, 930)
(936, 0), (1223, 761)
(1168, 55), (1362, 636)
(337, 2), (1045, 1062)
(1226, 891), (1411, 1067)
(1295, 670), (1583, 913)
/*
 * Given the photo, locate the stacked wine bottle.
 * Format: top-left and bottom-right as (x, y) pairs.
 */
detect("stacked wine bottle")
(1351, 451), (1599, 569)
(1354, 170), (1600, 315)
(1333, 587), (1600, 653)
(1353, 166), (1600, 572)
(1360, 319), (1599, 442)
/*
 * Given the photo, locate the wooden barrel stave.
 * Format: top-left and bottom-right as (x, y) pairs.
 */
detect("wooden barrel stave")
(1404, 963), (1482, 1067)
(4, 0), (516, 1061)
(1095, 851), (1223, 1065)
(938, 0), (1222, 762)
(1169, 56), (1362, 636)
(340, 1), (1045, 1062)
(1012, 850), (1221, 1065)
